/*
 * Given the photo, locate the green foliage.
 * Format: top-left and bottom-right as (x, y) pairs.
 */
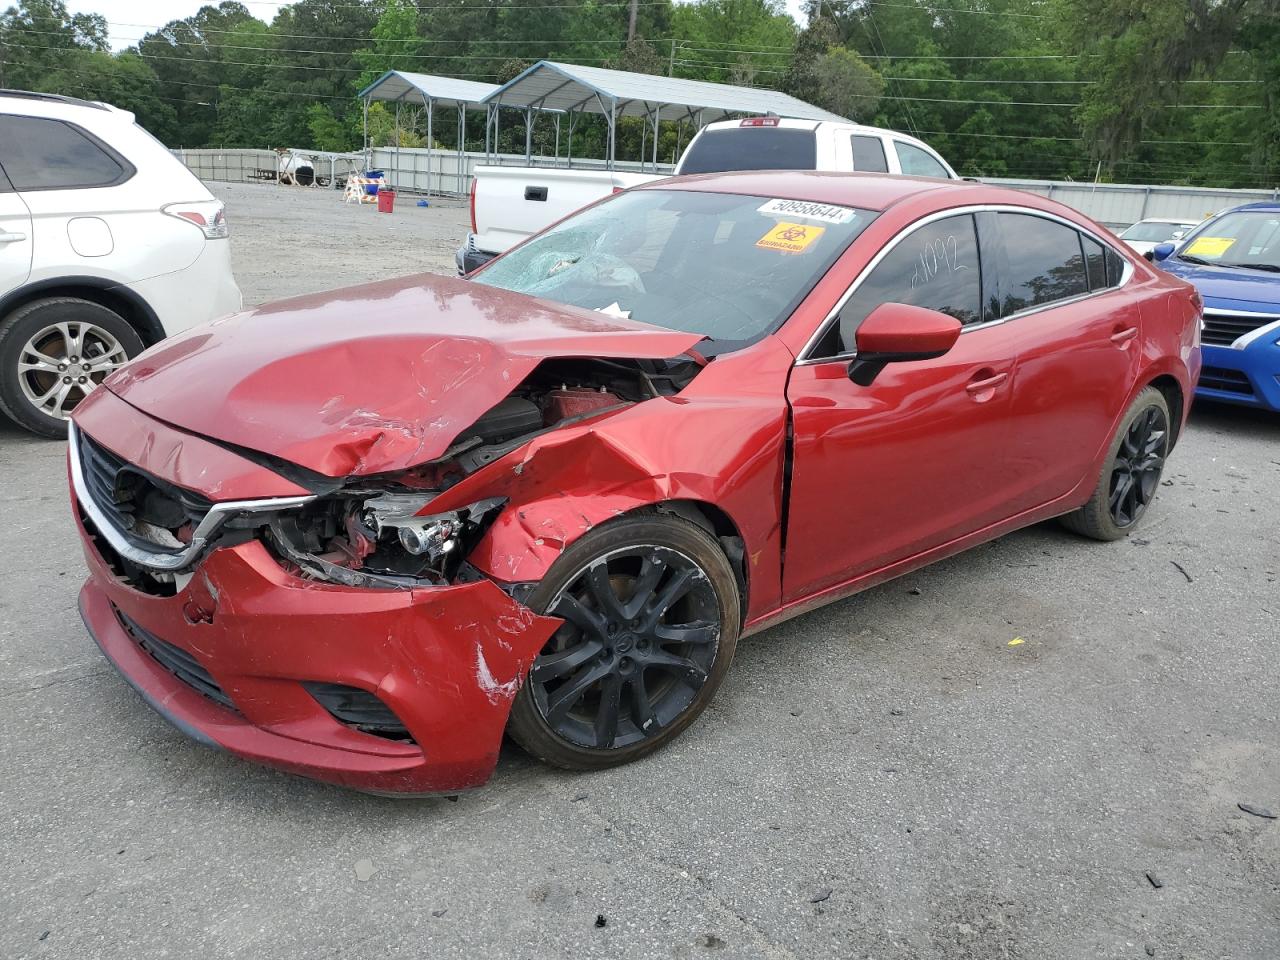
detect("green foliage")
(365, 102), (425, 148)
(812, 47), (883, 121)
(306, 102), (349, 151)
(0, 0), (1276, 186)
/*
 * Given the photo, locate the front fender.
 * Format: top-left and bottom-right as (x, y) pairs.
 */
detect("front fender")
(425, 343), (795, 621)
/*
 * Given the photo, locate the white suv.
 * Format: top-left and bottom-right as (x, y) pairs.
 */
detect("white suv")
(0, 90), (241, 437)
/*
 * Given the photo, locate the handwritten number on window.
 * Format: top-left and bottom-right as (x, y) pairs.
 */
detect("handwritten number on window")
(911, 235), (967, 289)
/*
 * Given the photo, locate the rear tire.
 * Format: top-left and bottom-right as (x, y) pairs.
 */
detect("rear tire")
(1060, 386), (1170, 541)
(507, 514), (740, 771)
(0, 297), (143, 438)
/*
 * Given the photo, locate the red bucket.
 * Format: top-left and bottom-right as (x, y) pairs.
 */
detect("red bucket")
(376, 189), (396, 214)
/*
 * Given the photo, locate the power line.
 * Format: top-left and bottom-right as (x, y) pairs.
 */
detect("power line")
(861, 0), (1048, 17)
(14, 41), (515, 74)
(886, 75), (1262, 85)
(913, 128), (1255, 147)
(46, 67), (362, 102)
(868, 91), (1261, 110)
(115, 0), (1044, 13)
(100, 19), (798, 51)
(30, 26), (1264, 90)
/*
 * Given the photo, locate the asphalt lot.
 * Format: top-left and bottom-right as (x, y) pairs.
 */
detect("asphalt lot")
(2, 183), (1278, 959)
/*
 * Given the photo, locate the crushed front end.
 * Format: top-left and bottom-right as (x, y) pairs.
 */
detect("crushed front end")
(68, 390), (563, 795)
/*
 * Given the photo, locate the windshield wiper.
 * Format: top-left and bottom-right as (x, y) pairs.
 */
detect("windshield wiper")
(1176, 254), (1213, 265)
(1215, 261), (1280, 273)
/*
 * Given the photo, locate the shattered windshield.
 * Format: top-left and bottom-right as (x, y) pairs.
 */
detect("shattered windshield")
(472, 189), (875, 348)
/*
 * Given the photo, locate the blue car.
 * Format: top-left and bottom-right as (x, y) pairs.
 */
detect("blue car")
(1152, 201), (1280, 410)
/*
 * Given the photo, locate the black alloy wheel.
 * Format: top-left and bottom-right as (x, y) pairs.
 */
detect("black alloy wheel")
(507, 515), (740, 770)
(1108, 404), (1168, 528)
(1061, 385), (1172, 542)
(534, 546), (720, 750)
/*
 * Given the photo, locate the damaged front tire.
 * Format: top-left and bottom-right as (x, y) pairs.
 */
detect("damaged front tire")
(507, 514), (740, 770)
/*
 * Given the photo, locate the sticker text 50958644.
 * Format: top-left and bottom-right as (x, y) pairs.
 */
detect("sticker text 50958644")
(757, 199), (856, 225)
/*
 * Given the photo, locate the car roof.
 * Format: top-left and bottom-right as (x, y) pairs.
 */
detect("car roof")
(643, 170), (1002, 212)
(1135, 217), (1198, 224)
(1227, 201), (1280, 213)
(0, 88), (110, 112)
(702, 117), (919, 137)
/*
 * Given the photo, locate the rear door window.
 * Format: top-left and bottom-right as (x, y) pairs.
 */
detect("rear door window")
(0, 115), (133, 190)
(678, 128), (818, 174)
(893, 141), (950, 179)
(1081, 235), (1107, 290)
(1104, 246), (1125, 286)
(997, 213), (1089, 316)
(816, 213), (983, 356)
(851, 135), (889, 173)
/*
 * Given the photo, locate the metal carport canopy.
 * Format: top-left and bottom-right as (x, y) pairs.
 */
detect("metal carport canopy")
(484, 61), (848, 123)
(358, 70), (499, 108)
(357, 72), (503, 196)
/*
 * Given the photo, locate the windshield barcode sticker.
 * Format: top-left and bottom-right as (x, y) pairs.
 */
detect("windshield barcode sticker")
(757, 199), (856, 225)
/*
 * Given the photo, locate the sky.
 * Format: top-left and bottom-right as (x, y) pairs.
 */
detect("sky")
(68, 0), (805, 52)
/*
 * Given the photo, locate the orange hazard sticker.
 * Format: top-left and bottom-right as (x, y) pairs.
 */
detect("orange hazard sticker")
(756, 221), (825, 254)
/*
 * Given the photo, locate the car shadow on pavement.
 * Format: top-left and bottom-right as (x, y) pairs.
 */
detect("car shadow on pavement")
(1188, 398), (1280, 437)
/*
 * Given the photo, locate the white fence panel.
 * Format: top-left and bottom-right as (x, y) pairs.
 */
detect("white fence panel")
(985, 178), (1280, 229)
(172, 148), (1278, 227)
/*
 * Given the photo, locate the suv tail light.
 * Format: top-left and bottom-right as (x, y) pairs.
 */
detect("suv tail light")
(162, 200), (229, 239)
(469, 177), (478, 234)
(740, 117), (780, 127)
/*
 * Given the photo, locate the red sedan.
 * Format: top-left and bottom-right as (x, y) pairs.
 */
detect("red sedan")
(69, 173), (1201, 794)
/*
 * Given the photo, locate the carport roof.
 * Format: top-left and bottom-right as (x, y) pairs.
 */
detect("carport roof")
(358, 71), (499, 108)
(483, 61), (848, 123)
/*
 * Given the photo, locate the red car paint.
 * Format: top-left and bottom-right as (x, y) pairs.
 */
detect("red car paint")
(71, 173), (1201, 793)
(103, 277), (703, 477)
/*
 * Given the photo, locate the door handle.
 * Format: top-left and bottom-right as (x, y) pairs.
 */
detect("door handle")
(1110, 326), (1138, 346)
(0, 230), (27, 243)
(965, 371), (1008, 395)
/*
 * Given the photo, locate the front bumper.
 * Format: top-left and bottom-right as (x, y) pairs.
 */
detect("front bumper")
(74, 488), (558, 796)
(1197, 338), (1280, 411)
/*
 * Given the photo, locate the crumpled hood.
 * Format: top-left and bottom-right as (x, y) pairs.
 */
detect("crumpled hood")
(1159, 258), (1280, 311)
(105, 273), (703, 477)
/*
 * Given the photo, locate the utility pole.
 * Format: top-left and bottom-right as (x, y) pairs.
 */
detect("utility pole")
(627, 0), (638, 42)
(669, 39), (676, 76)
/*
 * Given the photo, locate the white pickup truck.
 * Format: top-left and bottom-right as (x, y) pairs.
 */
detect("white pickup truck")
(456, 117), (958, 274)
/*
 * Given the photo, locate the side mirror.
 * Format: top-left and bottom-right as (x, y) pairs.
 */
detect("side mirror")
(1152, 242), (1176, 262)
(848, 302), (963, 386)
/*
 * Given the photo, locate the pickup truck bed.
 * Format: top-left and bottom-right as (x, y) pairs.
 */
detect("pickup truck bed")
(460, 166), (659, 274)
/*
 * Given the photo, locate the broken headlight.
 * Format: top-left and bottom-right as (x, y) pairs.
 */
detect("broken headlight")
(266, 490), (505, 589)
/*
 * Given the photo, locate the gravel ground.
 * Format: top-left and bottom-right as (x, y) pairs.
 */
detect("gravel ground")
(218, 181), (468, 303)
(1, 183), (1278, 959)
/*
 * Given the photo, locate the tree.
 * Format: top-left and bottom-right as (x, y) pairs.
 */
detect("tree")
(608, 38), (665, 75)
(812, 47), (883, 120)
(1050, 0), (1276, 174)
(0, 0), (1271, 185)
(781, 16), (840, 105)
(355, 0), (425, 91)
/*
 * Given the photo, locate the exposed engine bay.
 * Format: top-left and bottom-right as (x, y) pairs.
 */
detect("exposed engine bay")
(91, 356), (704, 595)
